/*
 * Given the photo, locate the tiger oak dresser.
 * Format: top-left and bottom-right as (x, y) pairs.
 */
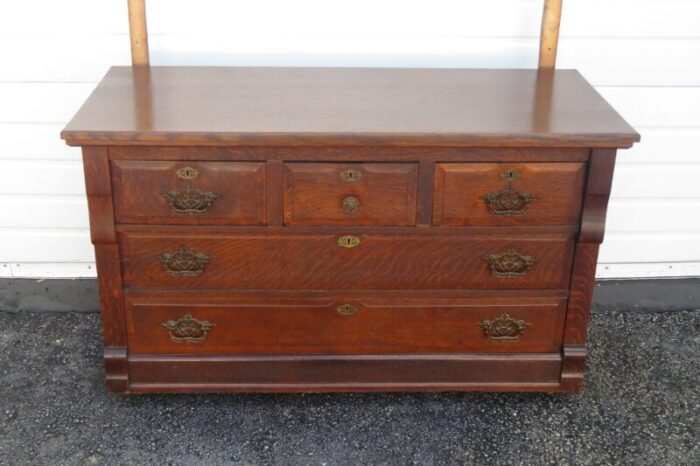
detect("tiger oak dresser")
(62, 66), (639, 393)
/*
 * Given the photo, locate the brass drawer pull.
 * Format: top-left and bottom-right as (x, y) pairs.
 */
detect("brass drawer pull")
(161, 313), (215, 343)
(486, 248), (536, 278)
(160, 245), (212, 276)
(337, 235), (361, 248)
(164, 181), (219, 215)
(480, 313), (530, 341)
(342, 196), (360, 214)
(336, 304), (358, 316)
(340, 169), (362, 182)
(482, 169), (534, 216)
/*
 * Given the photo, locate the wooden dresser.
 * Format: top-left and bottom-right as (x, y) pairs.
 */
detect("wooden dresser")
(62, 66), (638, 393)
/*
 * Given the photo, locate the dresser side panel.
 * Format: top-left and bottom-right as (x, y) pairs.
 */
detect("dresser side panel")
(562, 149), (617, 392)
(82, 146), (128, 393)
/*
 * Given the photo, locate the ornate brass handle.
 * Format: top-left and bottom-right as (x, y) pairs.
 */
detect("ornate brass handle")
(342, 196), (360, 214)
(336, 304), (358, 316)
(163, 182), (219, 215)
(160, 245), (212, 276)
(482, 169), (534, 216)
(337, 235), (361, 248)
(486, 248), (536, 278)
(161, 313), (215, 343)
(480, 313), (530, 341)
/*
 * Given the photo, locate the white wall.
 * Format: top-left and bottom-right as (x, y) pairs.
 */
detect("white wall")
(1, 0), (699, 279)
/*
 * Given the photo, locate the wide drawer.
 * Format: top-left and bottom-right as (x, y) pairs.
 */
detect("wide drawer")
(111, 160), (267, 225)
(433, 162), (586, 226)
(125, 293), (568, 354)
(119, 227), (575, 290)
(283, 162), (418, 225)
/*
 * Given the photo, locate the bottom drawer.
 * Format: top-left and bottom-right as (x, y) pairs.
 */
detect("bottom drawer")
(125, 293), (567, 354)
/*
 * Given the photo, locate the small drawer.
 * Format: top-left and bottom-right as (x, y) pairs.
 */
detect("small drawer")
(283, 162), (418, 225)
(112, 161), (266, 225)
(125, 293), (568, 354)
(118, 227), (575, 290)
(433, 162), (586, 226)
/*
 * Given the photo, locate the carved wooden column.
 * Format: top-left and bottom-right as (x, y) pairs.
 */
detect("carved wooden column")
(561, 149), (617, 391)
(82, 147), (129, 393)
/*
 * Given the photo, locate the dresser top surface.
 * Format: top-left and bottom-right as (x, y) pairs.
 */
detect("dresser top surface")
(62, 66), (639, 148)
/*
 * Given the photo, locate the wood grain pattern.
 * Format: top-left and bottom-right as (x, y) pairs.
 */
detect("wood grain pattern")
(433, 162), (586, 226)
(125, 294), (567, 354)
(417, 160), (436, 226)
(108, 146), (590, 162)
(111, 160), (267, 225)
(266, 160), (284, 226)
(127, 0), (149, 66)
(82, 147), (128, 393)
(561, 149), (618, 390)
(104, 346), (128, 393)
(61, 67), (640, 148)
(579, 150), (617, 243)
(118, 227), (576, 291)
(539, 0), (563, 68)
(67, 66), (638, 393)
(283, 162), (418, 226)
(127, 353), (563, 392)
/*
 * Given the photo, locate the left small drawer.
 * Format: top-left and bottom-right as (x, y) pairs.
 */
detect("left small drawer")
(111, 161), (267, 225)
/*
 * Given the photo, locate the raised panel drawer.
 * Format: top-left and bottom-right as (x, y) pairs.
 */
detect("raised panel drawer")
(433, 162), (586, 226)
(118, 227), (575, 290)
(283, 162), (418, 225)
(111, 161), (267, 225)
(125, 293), (567, 354)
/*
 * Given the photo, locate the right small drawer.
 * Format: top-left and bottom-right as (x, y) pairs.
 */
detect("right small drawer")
(433, 163), (586, 226)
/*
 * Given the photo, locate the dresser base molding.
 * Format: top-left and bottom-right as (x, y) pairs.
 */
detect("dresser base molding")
(121, 353), (570, 394)
(103, 347), (129, 393)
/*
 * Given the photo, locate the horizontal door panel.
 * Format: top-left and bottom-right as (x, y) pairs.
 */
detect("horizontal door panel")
(112, 160), (266, 225)
(119, 227), (575, 290)
(284, 162), (418, 226)
(126, 293), (567, 354)
(434, 162), (586, 226)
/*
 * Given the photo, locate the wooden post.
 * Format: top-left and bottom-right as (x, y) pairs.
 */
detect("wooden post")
(128, 0), (150, 66)
(538, 0), (563, 68)
(126, 1), (562, 70)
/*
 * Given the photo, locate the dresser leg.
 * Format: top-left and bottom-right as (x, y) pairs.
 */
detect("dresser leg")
(104, 347), (129, 393)
(560, 345), (586, 392)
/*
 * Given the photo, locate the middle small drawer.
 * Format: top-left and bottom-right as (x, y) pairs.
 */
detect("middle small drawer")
(283, 162), (419, 226)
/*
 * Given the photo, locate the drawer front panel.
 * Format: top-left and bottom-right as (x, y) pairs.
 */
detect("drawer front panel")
(112, 161), (266, 225)
(119, 229), (574, 290)
(284, 162), (418, 225)
(433, 162), (586, 226)
(125, 294), (567, 354)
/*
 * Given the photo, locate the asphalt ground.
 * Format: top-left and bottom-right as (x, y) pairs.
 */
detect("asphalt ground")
(0, 309), (698, 465)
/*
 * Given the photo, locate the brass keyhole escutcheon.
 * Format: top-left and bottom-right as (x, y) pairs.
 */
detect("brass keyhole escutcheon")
(176, 166), (199, 180)
(336, 304), (358, 316)
(340, 169), (362, 182)
(337, 235), (360, 248)
(500, 169), (522, 182)
(342, 196), (360, 214)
